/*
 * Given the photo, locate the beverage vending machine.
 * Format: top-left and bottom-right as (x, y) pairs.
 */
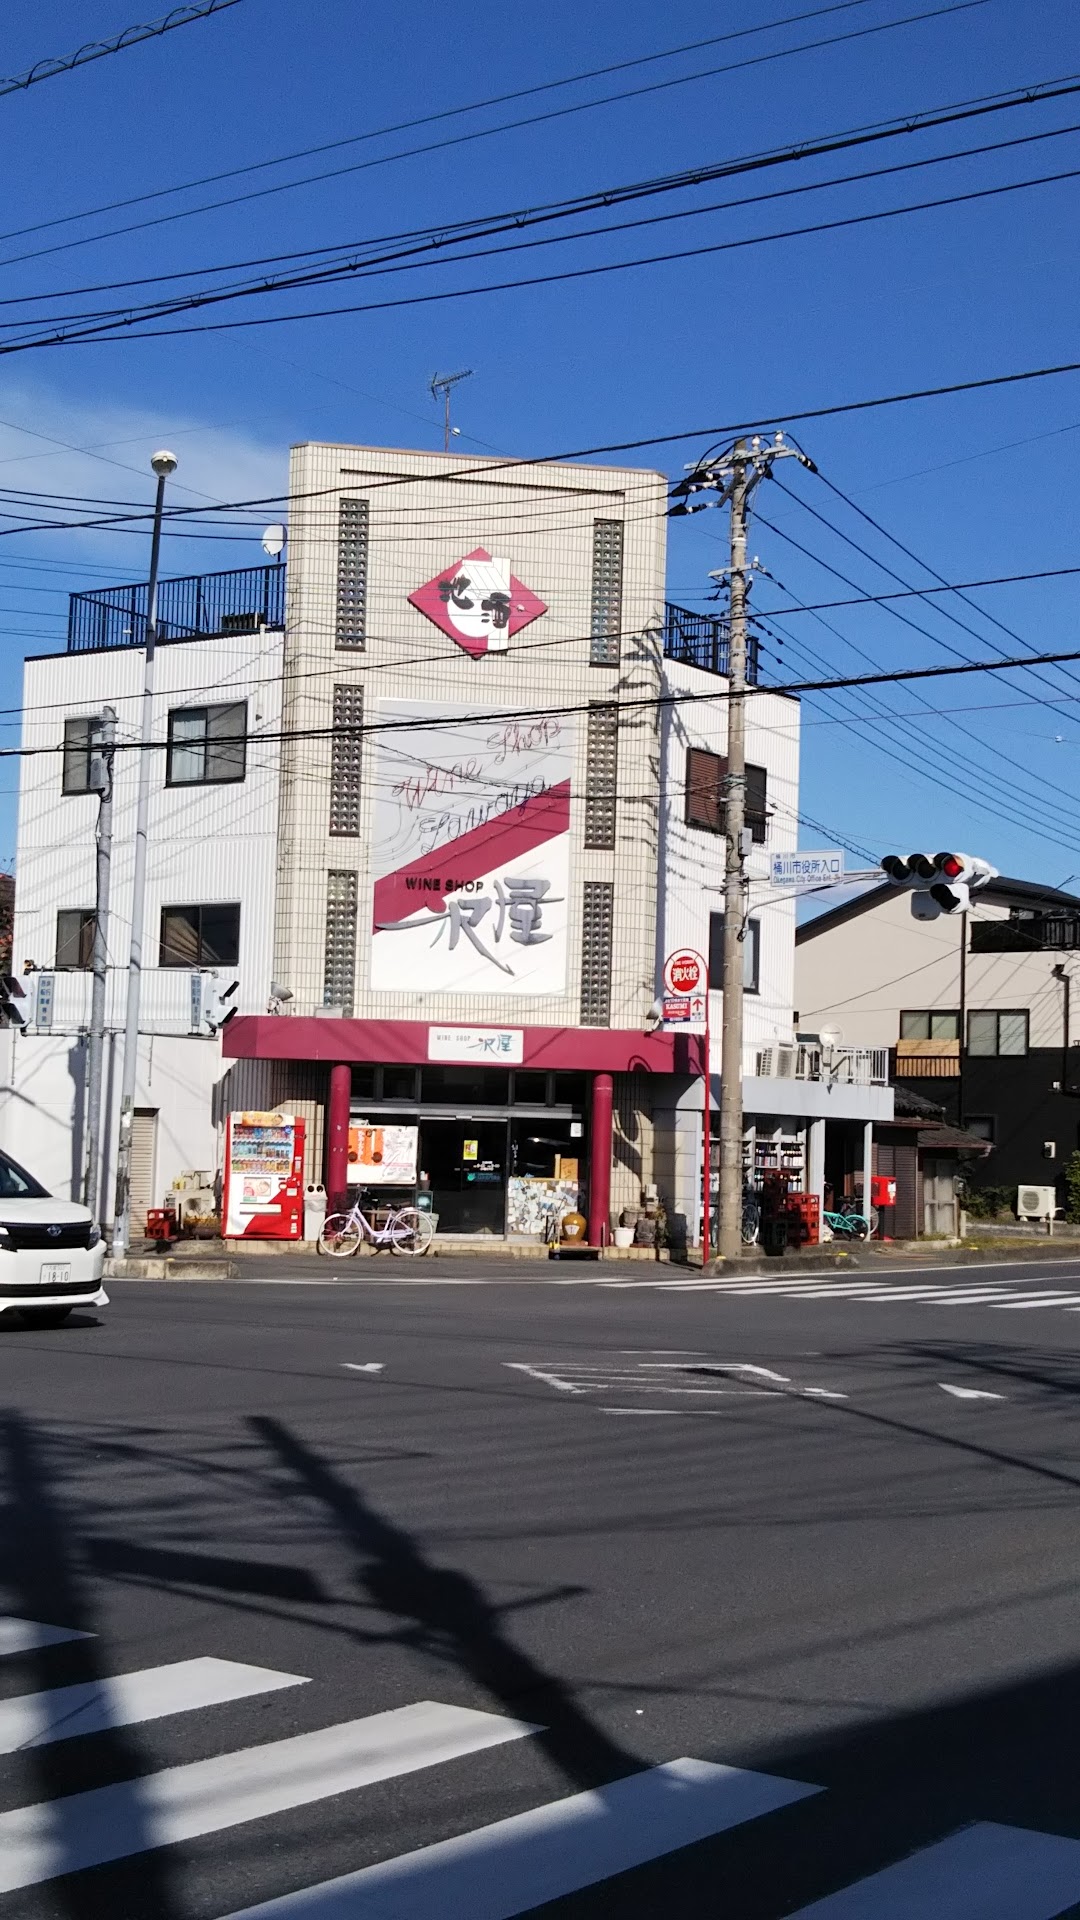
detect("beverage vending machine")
(223, 1112), (305, 1240)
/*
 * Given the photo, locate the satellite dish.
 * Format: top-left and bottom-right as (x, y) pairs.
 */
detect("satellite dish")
(262, 524), (286, 558)
(819, 1024), (843, 1048)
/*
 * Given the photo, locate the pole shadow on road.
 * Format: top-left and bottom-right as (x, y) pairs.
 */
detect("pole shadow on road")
(250, 1413), (637, 1795)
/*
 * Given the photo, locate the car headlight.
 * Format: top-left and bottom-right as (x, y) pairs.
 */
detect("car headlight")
(87, 1226), (102, 1248)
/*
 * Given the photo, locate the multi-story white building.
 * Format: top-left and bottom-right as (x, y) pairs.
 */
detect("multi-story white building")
(0, 564), (285, 1224)
(221, 441), (890, 1245)
(0, 440), (889, 1245)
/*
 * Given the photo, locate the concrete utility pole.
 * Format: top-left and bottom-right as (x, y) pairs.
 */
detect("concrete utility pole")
(717, 443), (751, 1262)
(83, 705), (115, 1220)
(112, 450), (176, 1258)
(669, 431), (815, 1261)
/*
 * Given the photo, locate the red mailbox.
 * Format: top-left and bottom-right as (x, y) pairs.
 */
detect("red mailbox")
(871, 1175), (897, 1208)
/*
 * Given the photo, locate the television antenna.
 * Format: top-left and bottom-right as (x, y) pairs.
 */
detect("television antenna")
(430, 368), (473, 452)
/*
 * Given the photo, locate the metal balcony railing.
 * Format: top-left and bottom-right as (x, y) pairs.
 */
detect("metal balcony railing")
(663, 603), (760, 683)
(67, 563), (286, 652)
(747, 1042), (889, 1087)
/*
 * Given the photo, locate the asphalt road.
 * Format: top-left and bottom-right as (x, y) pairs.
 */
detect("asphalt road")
(6, 1265), (1080, 1916)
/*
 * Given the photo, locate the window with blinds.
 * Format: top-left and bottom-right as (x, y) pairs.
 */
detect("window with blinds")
(580, 880), (614, 1026)
(685, 748), (769, 841)
(323, 870), (358, 1012)
(329, 684), (364, 836)
(584, 703), (618, 848)
(336, 497), (369, 649)
(589, 519), (624, 665)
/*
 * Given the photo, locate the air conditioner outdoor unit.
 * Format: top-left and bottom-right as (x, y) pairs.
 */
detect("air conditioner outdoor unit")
(775, 1045), (796, 1079)
(1017, 1184), (1057, 1221)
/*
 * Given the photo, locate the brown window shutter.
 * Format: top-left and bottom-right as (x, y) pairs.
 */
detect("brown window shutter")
(685, 747), (725, 833)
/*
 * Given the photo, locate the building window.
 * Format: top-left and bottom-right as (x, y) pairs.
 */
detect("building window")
(159, 904), (240, 968)
(708, 914), (760, 992)
(965, 1116), (996, 1142)
(336, 496), (369, 649)
(580, 880), (614, 1026)
(685, 748), (768, 841)
(590, 519), (623, 665)
(584, 703), (618, 849)
(329, 684), (364, 836)
(56, 909), (95, 969)
(62, 716), (104, 795)
(900, 1010), (960, 1040)
(324, 869), (358, 1012)
(968, 1009), (1029, 1056)
(166, 703), (247, 786)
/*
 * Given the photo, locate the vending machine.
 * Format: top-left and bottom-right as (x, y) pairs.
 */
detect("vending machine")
(223, 1112), (305, 1240)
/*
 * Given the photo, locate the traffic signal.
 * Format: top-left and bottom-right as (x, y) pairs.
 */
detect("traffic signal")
(0, 975), (26, 1027)
(880, 851), (997, 919)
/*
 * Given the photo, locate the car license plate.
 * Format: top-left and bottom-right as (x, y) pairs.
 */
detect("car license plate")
(40, 1263), (70, 1286)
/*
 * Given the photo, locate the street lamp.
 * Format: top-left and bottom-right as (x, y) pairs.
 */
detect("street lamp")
(111, 450), (176, 1259)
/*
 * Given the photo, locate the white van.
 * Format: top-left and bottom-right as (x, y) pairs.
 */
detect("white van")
(0, 1151), (108, 1326)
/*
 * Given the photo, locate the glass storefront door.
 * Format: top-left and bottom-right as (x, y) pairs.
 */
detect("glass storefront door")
(421, 1119), (508, 1233)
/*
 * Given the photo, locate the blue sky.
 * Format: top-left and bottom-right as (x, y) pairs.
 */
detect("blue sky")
(0, 0), (1077, 885)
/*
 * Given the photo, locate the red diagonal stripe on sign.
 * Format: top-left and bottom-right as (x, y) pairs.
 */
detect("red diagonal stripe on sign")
(373, 780), (571, 929)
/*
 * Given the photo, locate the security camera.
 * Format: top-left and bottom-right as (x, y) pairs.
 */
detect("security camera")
(150, 449), (178, 476)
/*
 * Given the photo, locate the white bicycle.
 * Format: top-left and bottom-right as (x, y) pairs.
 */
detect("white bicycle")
(318, 1195), (435, 1258)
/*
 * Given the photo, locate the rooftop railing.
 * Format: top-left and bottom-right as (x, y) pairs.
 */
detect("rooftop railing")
(68, 563), (286, 652)
(747, 1042), (890, 1087)
(663, 603), (760, 683)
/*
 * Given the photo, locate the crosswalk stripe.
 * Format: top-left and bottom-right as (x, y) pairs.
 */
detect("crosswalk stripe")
(0, 1699), (537, 1894)
(215, 1755), (820, 1918)
(0, 1617), (91, 1658)
(786, 1819), (1080, 1917)
(0, 1657), (307, 1754)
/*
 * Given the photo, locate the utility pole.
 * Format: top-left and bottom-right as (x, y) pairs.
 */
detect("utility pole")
(112, 450), (176, 1259)
(83, 705), (115, 1219)
(718, 442), (751, 1262)
(669, 432), (815, 1262)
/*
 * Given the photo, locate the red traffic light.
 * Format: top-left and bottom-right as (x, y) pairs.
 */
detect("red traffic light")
(936, 853), (965, 879)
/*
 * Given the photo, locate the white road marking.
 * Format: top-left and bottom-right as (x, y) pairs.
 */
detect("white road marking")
(990, 1293), (1076, 1309)
(342, 1363), (385, 1373)
(0, 1700), (537, 1894)
(0, 1658), (306, 1754)
(600, 1408), (684, 1417)
(215, 1756), (820, 1918)
(504, 1363), (585, 1394)
(802, 1388), (849, 1399)
(786, 1820), (1080, 1917)
(938, 1384), (1006, 1401)
(0, 1618), (91, 1658)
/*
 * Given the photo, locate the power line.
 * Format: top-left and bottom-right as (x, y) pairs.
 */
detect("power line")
(13, 146), (1080, 357)
(764, 565), (1080, 611)
(0, 1), (883, 248)
(8, 78), (1071, 319)
(0, 0), (241, 101)
(0, 0), (987, 270)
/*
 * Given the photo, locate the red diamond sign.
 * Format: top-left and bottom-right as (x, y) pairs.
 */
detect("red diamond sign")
(408, 547), (548, 658)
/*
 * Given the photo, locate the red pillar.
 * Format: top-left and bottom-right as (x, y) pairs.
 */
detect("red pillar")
(588, 1071), (614, 1247)
(326, 1063), (351, 1213)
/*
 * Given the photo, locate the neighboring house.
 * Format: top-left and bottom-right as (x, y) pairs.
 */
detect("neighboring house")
(795, 875), (1080, 1221)
(0, 568), (285, 1223)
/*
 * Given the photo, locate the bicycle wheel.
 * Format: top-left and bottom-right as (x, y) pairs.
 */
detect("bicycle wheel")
(390, 1208), (434, 1256)
(849, 1214), (870, 1241)
(741, 1201), (760, 1246)
(319, 1212), (362, 1257)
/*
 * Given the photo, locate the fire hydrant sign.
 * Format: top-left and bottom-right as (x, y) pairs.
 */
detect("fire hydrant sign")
(661, 949), (707, 1030)
(663, 949), (706, 996)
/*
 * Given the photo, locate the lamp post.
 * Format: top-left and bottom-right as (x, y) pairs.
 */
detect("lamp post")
(111, 449), (176, 1259)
